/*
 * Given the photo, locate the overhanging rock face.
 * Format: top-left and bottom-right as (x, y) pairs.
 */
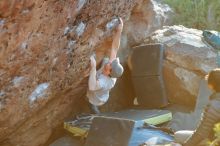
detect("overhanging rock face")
(0, 0), (173, 146)
(0, 0), (139, 145)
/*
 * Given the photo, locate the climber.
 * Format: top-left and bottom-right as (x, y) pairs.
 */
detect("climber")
(175, 68), (220, 146)
(86, 17), (124, 114)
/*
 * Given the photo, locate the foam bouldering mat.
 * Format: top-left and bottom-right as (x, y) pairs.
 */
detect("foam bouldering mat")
(64, 109), (172, 139)
(128, 121), (173, 146)
(85, 117), (135, 146)
(129, 44), (168, 108)
(203, 30), (220, 50)
(49, 136), (83, 146)
(132, 76), (168, 108)
(100, 109), (172, 125)
(84, 117), (173, 146)
(130, 44), (164, 76)
(202, 30), (220, 66)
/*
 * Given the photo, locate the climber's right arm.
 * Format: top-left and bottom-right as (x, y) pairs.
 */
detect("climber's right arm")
(110, 17), (123, 62)
(88, 56), (101, 91)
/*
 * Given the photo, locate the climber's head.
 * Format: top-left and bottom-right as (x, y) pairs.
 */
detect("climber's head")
(103, 62), (112, 76)
(109, 58), (124, 78)
(102, 58), (124, 78)
(206, 68), (220, 92)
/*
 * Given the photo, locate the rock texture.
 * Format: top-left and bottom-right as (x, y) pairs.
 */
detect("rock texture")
(2, 0), (215, 145)
(0, 0), (138, 145)
(0, 0), (172, 146)
(119, 0), (173, 62)
(144, 25), (218, 106)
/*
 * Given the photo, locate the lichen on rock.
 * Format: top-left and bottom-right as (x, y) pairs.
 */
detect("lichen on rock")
(28, 83), (50, 105)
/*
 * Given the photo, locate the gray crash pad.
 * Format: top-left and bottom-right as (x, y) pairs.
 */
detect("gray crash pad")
(49, 136), (83, 146)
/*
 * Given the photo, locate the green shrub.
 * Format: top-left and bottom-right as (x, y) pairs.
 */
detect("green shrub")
(163, 0), (220, 31)
(207, 123), (220, 146)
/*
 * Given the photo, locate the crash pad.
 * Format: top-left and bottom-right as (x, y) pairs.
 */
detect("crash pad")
(129, 121), (173, 146)
(85, 117), (135, 146)
(64, 109), (172, 138)
(203, 30), (220, 67)
(84, 117), (173, 146)
(100, 109), (172, 125)
(130, 44), (168, 108)
(203, 30), (220, 50)
(49, 136), (83, 146)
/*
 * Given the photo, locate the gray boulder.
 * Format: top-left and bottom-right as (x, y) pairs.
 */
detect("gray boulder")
(144, 25), (218, 106)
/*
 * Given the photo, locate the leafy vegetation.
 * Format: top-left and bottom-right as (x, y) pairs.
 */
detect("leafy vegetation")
(207, 123), (220, 146)
(162, 0), (220, 31)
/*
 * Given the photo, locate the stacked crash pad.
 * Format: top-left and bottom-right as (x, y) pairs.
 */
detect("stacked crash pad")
(130, 44), (168, 108)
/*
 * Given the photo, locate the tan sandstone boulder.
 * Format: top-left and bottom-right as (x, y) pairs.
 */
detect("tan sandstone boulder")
(0, 0), (172, 145)
(144, 25), (218, 106)
(0, 0), (139, 145)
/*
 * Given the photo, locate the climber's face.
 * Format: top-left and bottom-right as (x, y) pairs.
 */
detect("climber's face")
(103, 63), (112, 76)
(208, 83), (214, 92)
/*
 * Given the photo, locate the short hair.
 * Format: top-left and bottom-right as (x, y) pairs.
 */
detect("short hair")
(206, 68), (220, 92)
